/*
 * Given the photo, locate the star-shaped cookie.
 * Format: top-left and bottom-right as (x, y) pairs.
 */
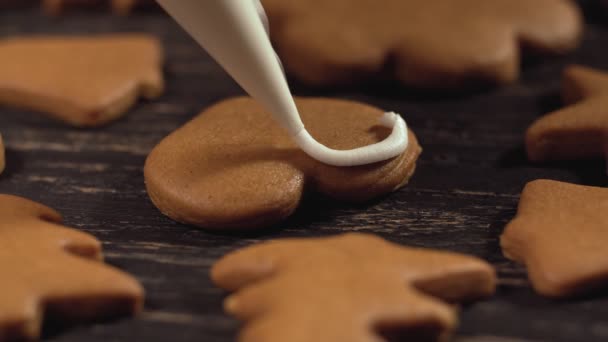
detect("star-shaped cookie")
(261, 0), (582, 89)
(527, 65), (608, 162)
(0, 34), (164, 127)
(501, 179), (608, 297)
(212, 233), (496, 342)
(0, 194), (144, 340)
(144, 97), (422, 230)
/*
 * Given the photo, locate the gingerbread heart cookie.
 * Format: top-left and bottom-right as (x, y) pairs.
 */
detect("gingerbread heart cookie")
(0, 194), (144, 340)
(0, 34), (163, 127)
(261, 0), (582, 89)
(212, 233), (496, 342)
(144, 97), (422, 230)
(527, 65), (608, 162)
(43, 0), (152, 15)
(501, 180), (608, 297)
(0, 134), (4, 175)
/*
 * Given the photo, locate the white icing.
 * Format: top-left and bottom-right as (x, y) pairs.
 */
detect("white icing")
(157, 0), (409, 166)
(294, 112), (409, 166)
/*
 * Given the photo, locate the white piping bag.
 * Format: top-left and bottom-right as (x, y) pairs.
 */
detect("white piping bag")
(156, 0), (409, 167)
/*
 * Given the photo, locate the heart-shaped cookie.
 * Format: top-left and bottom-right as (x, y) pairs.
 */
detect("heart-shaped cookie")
(144, 97), (421, 230)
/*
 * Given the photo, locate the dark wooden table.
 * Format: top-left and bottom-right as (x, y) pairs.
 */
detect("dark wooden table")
(1, 4), (608, 342)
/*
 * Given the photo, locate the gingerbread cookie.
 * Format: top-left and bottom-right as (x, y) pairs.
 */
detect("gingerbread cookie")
(144, 97), (422, 230)
(43, 0), (153, 15)
(501, 180), (608, 297)
(527, 65), (608, 162)
(261, 0), (582, 89)
(0, 134), (4, 175)
(0, 194), (144, 340)
(0, 34), (164, 127)
(212, 233), (496, 342)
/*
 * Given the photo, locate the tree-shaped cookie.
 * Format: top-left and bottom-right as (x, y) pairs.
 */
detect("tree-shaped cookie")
(527, 65), (608, 162)
(212, 233), (496, 342)
(0, 194), (144, 340)
(261, 0), (582, 89)
(144, 97), (422, 230)
(501, 179), (608, 297)
(0, 134), (4, 175)
(0, 34), (163, 127)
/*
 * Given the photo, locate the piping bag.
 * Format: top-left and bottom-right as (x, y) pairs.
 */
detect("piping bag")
(156, 0), (409, 167)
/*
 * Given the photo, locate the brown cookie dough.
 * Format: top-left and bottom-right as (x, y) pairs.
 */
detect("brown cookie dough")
(527, 65), (608, 162)
(144, 97), (422, 230)
(0, 194), (144, 340)
(261, 0), (582, 89)
(212, 233), (497, 342)
(501, 179), (608, 297)
(0, 34), (164, 127)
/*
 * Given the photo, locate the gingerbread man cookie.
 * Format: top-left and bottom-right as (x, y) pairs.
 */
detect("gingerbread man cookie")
(261, 0), (582, 89)
(527, 65), (608, 162)
(144, 97), (422, 230)
(0, 194), (144, 340)
(212, 233), (497, 342)
(0, 34), (164, 127)
(501, 180), (608, 297)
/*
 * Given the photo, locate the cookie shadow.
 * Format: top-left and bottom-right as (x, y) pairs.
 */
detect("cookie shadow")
(497, 145), (529, 168)
(289, 47), (574, 104)
(500, 280), (608, 307)
(551, 158), (608, 186)
(559, 286), (608, 301)
(498, 145), (608, 187)
(291, 192), (382, 224)
(41, 313), (129, 340)
(486, 207), (518, 262)
(578, 0), (608, 25)
(363, 80), (495, 103)
(199, 190), (390, 239)
(0, 148), (23, 180)
(537, 92), (564, 117)
(375, 320), (445, 342)
(290, 75), (494, 104)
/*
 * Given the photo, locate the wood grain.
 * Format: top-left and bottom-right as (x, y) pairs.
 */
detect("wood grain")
(1, 3), (608, 341)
